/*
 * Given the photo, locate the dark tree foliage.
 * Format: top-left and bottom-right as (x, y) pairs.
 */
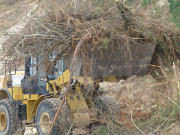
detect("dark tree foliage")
(168, 0), (180, 27)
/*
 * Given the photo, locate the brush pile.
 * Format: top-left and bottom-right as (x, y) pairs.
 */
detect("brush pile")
(1, 0), (180, 75)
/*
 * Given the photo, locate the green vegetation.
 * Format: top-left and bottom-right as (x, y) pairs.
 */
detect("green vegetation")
(91, 126), (109, 135)
(168, 0), (180, 27)
(102, 38), (111, 49)
(93, 0), (115, 17)
(175, 40), (180, 51)
(141, 0), (157, 7)
(156, 40), (167, 52)
(135, 98), (180, 132)
(91, 97), (180, 134)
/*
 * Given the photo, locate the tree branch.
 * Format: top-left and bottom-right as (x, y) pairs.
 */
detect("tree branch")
(47, 33), (89, 135)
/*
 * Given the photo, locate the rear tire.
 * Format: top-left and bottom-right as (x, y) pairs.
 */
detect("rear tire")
(0, 99), (16, 135)
(36, 98), (71, 135)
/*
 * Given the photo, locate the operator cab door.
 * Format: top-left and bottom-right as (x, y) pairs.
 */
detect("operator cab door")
(22, 54), (48, 94)
(22, 53), (66, 95)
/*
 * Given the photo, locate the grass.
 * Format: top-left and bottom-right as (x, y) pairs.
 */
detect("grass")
(134, 97), (180, 133)
(91, 95), (180, 134)
(141, 0), (157, 7)
(102, 37), (111, 49)
(175, 40), (180, 51)
(91, 126), (108, 135)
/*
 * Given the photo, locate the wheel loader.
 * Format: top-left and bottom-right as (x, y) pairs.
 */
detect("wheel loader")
(0, 41), (156, 134)
(0, 51), (125, 135)
(0, 53), (107, 135)
(0, 45), (155, 135)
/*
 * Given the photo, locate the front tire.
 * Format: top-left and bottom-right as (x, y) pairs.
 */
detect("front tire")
(36, 98), (71, 135)
(94, 96), (120, 115)
(0, 99), (16, 135)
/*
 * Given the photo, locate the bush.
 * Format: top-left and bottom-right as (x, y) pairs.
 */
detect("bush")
(168, 0), (180, 27)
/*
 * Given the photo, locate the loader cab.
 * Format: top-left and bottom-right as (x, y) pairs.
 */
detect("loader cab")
(21, 53), (66, 95)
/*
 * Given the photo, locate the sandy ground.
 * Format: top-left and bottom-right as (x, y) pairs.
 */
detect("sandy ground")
(0, 0), (38, 72)
(0, 0), (37, 31)
(162, 123), (180, 135)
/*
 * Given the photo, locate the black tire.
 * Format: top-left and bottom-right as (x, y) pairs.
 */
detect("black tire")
(93, 96), (121, 135)
(36, 98), (71, 135)
(94, 96), (120, 116)
(0, 99), (16, 135)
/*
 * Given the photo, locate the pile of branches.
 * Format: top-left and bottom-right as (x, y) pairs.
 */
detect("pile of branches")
(2, 1), (151, 58)
(2, 0), (180, 69)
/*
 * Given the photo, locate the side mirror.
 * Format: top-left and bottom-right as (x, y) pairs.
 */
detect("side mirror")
(6, 76), (12, 88)
(4, 62), (16, 76)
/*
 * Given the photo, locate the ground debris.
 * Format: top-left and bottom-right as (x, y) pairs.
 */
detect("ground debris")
(99, 68), (180, 133)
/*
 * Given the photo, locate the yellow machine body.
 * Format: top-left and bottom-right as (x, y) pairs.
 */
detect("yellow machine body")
(0, 69), (97, 126)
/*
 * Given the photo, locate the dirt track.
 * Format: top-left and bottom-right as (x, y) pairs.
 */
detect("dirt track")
(0, 0), (37, 31)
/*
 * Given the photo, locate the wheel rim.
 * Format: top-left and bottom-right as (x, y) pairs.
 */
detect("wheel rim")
(0, 112), (7, 131)
(40, 112), (51, 133)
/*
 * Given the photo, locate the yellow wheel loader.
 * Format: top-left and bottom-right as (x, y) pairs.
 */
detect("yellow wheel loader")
(0, 41), (156, 135)
(0, 54), (121, 135)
